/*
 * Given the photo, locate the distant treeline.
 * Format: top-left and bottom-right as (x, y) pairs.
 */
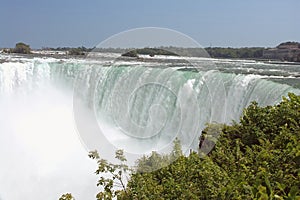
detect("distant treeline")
(205, 47), (264, 59)
(43, 46), (92, 52)
(43, 46), (265, 59)
(3, 41), (299, 61)
(121, 48), (178, 57)
(120, 47), (265, 59)
(2, 44), (265, 59)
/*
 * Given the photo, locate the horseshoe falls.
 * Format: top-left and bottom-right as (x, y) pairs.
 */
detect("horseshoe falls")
(0, 54), (299, 200)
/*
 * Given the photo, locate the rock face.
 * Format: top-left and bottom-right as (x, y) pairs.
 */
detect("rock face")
(263, 42), (300, 62)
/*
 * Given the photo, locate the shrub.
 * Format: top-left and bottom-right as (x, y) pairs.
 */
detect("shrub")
(12, 42), (31, 54)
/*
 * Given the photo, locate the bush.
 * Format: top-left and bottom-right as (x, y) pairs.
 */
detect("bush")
(121, 50), (138, 57)
(68, 48), (85, 55)
(12, 42), (31, 54)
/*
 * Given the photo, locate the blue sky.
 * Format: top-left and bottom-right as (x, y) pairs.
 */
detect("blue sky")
(1, 0), (299, 48)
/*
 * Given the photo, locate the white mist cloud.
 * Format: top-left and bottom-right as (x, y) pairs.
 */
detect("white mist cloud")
(0, 87), (98, 200)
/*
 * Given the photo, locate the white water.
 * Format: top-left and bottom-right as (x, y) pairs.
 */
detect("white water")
(0, 60), (99, 200)
(0, 55), (299, 199)
(0, 90), (99, 199)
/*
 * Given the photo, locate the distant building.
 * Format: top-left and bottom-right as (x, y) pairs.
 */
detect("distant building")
(263, 42), (300, 62)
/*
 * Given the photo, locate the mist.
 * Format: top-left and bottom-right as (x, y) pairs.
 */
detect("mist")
(0, 86), (98, 200)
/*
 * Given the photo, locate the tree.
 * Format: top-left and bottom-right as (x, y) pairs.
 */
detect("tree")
(12, 42), (31, 54)
(88, 149), (131, 199)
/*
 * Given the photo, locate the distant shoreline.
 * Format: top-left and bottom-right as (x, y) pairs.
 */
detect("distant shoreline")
(1, 50), (300, 66)
(1, 41), (300, 63)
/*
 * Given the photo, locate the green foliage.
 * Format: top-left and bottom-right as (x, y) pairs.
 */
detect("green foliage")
(277, 41), (300, 48)
(59, 193), (75, 200)
(68, 48), (85, 55)
(88, 149), (131, 199)
(44, 46), (92, 52)
(135, 138), (183, 173)
(137, 48), (177, 56)
(121, 48), (178, 57)
(122, 153), (229, 200)
(208, 93), (300, 199)
(12, 42), (31, 54)
(121, 50), (138, 57)
(121, 47), (265, 58)
(205, 47), (264, 59)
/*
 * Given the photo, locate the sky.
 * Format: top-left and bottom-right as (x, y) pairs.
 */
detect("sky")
(1, 0), (300, 48)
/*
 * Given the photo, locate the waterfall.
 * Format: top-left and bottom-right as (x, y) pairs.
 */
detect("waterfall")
(1, 60), (299, 153)
(0, 58), (299, 200)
